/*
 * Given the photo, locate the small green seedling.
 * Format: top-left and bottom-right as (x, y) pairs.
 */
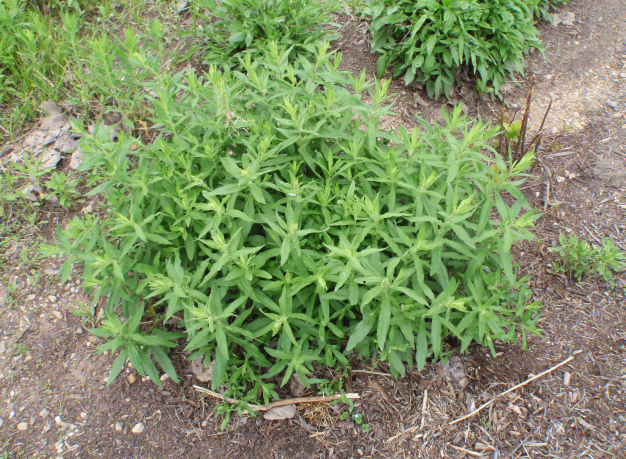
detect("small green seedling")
(550, 233), (626, 287)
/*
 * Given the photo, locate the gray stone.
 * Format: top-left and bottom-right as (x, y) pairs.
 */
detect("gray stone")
(17, 422), (28, 431)
(115, 421), (124, 432)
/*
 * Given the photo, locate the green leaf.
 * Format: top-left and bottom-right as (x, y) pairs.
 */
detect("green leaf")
(107, 348), (129, 385)
(377, 297), (391, 351)
(345, 314), (373, 352)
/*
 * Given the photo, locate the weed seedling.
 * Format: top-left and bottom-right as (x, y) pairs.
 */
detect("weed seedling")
(550, 233), (626, 287)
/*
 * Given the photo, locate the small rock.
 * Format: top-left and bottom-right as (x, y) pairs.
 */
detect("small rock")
(80, 412), (88, 420)
(132, 422), (145, 434)
(75, 326), (83, 335)
(607, 100), (618, 109)
(115, 421), (124, 432)
(40, 408), (50, 418)
(27, 294), (36, 301)
(69, 149), (85, 170)
(127, 374), (136, 385)
(52, 311), (63, 320)
(159, 373), (170, 382)
(17, 422), (28, 431)
(55, 441), (63, 453)
(0, 341), (6, 354)
(48, 295), (57, 303)
(620, 72), (626, 78)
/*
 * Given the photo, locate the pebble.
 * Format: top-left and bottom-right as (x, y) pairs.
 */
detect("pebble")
(17, 422), (28, 431)
(564, 371), (571, 387)
(80, 412), (88, 420)
(620, 72), (626, 78)
(55, 441), (63, 453)
(40, 408), (50, 418)
(115, 421), (124, 432)
(75, 326), (83, 335)
(26, 294), (36, 301)
(52, 311), (63, 320)
(0, 341), (5, 354)
(127, 374), (136, 385)
(48, 295), (57, 303)
(607, 100), (617, 109)
(132, 422), (145, 434)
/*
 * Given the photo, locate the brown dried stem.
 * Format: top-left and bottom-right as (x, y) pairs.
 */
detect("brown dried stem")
(449, 350), (583, 426)
(193, 385), (360, 412)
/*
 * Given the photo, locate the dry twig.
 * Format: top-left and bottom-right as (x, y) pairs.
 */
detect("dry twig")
(449, 350), (583, 426)
(193, 385), (359, 412)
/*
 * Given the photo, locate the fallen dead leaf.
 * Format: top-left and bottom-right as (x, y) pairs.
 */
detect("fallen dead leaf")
(263, 405), (296, 420)
(441, 356), (468, 390)
(290, 374), (306, 397)
(413, 94), (430, 107)
(191, 357), (214, 383)
(553, 11), (575, 26)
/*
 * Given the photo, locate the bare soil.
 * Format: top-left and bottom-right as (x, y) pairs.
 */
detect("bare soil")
(2, 0), (626, 458)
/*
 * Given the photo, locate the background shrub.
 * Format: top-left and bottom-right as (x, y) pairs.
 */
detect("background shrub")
(194, 0), (340, 67)
(0, 0), (83, 105)
(535, 0), (570, 22)
(365, 0), (543, 98)
(42, 42), (542, 403)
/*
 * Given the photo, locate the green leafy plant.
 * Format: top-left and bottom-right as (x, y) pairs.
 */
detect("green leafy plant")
(44, 172), (81, 208)
(193, 0), (340, 67)
(365, 0), (543, 99)
(41, 41), (542, 403)
(535, 0), (570, 22)
(549, 233), (626, 287)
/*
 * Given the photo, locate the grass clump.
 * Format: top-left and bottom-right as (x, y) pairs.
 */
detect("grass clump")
(550, 233), (626, 287)
(41, 41), (543, 402)
(365, 0), (542, 99)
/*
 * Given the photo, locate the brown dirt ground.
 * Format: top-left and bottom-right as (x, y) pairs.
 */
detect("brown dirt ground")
(2, 0), (626, 458)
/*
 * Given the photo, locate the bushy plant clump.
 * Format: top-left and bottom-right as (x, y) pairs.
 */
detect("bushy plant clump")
(365, 0), (542, 98)
(535, 0), (570, 22)
(194, 0), (340, 67)
(42, 42), (542, 403)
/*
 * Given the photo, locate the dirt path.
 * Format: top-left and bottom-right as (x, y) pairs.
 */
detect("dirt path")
(1, 1), (626, 458)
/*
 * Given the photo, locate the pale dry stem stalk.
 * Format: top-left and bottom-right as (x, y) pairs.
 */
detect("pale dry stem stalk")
(193, 385), (360, 412)
(449, 350), (583, 426)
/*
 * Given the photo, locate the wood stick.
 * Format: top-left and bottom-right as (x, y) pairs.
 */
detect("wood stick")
(350, 370), (392, 377)
(449, 444), (484, 457)
(193, 385), (360, 412)
(449, 350), (582, 426)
